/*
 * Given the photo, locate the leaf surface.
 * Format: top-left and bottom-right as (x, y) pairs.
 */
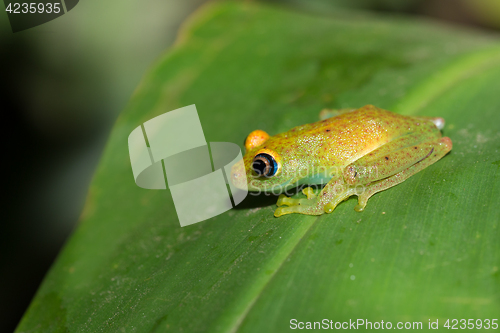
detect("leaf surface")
(17, 2), (500, 332)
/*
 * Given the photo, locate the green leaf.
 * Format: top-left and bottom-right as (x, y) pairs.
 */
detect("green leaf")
(17, 2), (500, 332)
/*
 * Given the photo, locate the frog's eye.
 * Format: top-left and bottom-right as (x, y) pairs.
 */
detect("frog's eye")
(252, 153), (278, 177)
(245, 130), (269, 152)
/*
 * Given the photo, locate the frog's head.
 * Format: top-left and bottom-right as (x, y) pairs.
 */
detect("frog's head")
(231, 129), (306, 193)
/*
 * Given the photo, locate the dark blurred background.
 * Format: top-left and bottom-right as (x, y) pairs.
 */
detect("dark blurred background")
(1, 0), (499, 331)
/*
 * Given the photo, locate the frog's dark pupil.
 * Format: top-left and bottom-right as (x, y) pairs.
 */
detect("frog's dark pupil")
(252, 159), (267, 176)
(252, 153), (276, 177)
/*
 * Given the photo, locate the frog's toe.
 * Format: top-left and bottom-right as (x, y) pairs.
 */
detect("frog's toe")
(276, 194), (302, 207)
(277, 194), (292, 206)
(354, 193), (368, 212)
(274, 203), (321, 217)
(324, 201), (340, 214)
(275, 205), (306, 217)
(274, 206), (295, 217)
(354, 203), (366, 212)
(302, 187), (316, 199)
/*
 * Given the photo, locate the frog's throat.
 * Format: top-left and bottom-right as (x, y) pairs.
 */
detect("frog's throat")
(246, 174), (333, 193)
(246, 179), (294, 193)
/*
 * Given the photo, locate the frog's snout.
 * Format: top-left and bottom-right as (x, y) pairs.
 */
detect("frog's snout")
(231, 171), (241, 182)
(230, 160), (248, 189)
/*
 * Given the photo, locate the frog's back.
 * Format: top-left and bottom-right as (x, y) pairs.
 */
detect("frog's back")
(276, 105), (439, 166)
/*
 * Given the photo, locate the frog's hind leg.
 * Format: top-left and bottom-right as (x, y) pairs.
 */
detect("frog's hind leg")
(353, 137), (452, 212)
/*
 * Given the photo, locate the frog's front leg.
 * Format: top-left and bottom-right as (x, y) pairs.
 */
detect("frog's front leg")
(274, 176), (357, 217)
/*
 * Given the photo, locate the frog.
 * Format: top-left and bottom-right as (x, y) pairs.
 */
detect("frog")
(230, 105), (452, 217)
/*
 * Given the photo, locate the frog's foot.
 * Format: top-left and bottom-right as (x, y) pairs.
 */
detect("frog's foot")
(323, 188), (357, 214)
(275, 180), (359, 217)
(276, 187), (316, 207)
(275, 194), (324, 217)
